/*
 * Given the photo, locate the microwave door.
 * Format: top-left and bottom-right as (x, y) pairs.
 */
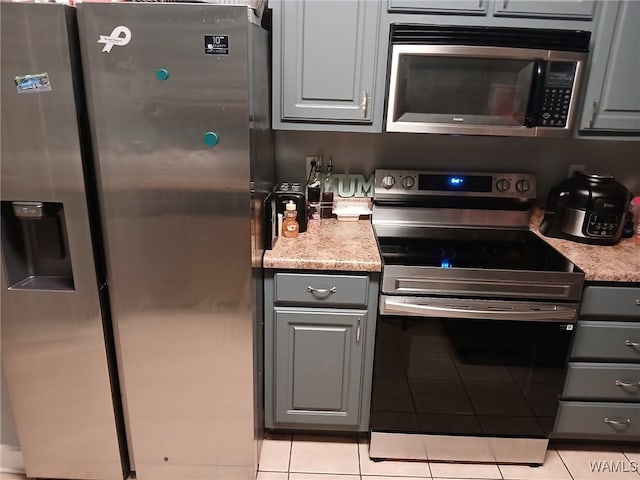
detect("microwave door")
(386, 45), (547, 137)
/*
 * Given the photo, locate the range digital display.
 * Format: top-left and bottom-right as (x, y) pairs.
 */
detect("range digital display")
(418, 174), (493, 192)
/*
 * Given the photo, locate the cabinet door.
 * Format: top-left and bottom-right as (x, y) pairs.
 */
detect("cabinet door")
(388, 0), (488, 15)
(579, 1), (640, 133)
(279, 0), (379, 122)
(494, 0), (595, 19)
(273, 308), (365, 426)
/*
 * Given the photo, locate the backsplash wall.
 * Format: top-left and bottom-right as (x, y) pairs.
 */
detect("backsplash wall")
(275, 131), (640, 204)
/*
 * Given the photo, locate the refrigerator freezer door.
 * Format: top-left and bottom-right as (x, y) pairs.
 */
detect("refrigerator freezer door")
(0, 4), (125, 479)
(78, 4), (259, 479)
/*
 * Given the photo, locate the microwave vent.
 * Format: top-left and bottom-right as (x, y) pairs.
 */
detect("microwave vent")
(390, 24), (590, 52)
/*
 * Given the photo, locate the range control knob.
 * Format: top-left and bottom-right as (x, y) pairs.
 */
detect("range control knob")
(401, 176), (416, 190)
(381, 175), (396, 189)
(496, 179), (511, 192)
(516, 179), (531, 193)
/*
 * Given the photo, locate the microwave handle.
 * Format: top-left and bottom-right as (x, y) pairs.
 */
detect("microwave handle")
(525, 61), (546, 127)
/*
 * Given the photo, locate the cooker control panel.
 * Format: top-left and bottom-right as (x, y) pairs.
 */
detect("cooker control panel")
(374, 170), (536, 200)
(586, 214), (622, 237)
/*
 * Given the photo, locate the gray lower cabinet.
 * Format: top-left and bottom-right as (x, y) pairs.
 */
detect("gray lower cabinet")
(273, 308), (364, 426)
(579, 0), (640, 134)
(555, 402), (640, 437)
(272, 0), (381, 130)
(554, 285), (640, 440)
(265, 270), (379, 431)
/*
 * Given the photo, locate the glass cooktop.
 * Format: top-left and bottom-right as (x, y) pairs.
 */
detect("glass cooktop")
(377, 228), (579, 273)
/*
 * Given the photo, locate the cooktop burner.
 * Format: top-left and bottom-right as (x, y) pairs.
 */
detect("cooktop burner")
(378, 228), (578, 273)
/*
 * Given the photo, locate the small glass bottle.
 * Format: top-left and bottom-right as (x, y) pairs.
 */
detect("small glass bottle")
(307, 203), (320, 234)
(321, 156), (334, 219)
(633, 197), (640, 245)
(281, 201), (299, 238)
(306, 162), (322, 206)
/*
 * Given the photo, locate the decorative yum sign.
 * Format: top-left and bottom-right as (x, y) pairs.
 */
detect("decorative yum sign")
(331, 174), (374, 198)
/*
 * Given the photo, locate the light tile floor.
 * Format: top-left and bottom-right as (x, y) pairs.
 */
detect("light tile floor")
(257, 434), (640, 480)
(1, 437), (638, 480)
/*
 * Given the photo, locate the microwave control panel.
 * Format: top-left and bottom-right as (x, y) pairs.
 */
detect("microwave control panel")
(539, 62), (576, 128)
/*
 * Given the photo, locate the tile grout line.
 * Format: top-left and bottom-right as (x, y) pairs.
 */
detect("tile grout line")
(619, 443), (640, 480)
(554, 447), (576, 480)
(287, 434), (293, 479)
(356, 437), (362, 480)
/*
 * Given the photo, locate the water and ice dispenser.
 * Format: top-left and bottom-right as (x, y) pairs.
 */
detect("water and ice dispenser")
(1, 201), (74, 290)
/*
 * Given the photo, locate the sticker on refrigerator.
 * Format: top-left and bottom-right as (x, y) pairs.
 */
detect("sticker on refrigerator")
(204, 35), (229, 55)
(97, 26), (132, 53)
(15, 73), (51, 94)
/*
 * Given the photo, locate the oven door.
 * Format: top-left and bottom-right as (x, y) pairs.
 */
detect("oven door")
(370, 295), (577, 464)
(386, 45), (584, 138)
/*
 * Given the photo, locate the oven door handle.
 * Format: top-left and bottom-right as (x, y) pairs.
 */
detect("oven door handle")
(382, 299), (577, 322)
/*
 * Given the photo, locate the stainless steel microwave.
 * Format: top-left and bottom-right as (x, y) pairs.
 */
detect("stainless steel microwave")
(386, 24), (591, 137)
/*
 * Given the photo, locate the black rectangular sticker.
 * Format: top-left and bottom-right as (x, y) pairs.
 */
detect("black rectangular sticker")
(204, 35), (229, 55)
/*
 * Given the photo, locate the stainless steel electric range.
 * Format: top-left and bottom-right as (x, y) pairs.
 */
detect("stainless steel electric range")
(369, 169), (584, 465)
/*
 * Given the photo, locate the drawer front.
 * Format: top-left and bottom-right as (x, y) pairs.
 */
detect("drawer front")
(555, 401), (640, 438)
(274, 273), (369, 306)
(563, 363), (640, 401)
(580, 286), (640, 319)
(571, 321), (640, 362)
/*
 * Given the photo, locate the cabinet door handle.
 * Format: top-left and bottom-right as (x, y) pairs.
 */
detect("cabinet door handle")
(356, 319), (361, 343)
(361, 90), (370, 118)
(635, 298), (640, 305)
(604, 417), (632, 426)
(478, 0), (484, 8)
(625, 339), (640, 348)
(503, 0), (508, 9)
(615, 380), (640, 388)
(589, 99), (599, 127)
(307, 285), (337, 295)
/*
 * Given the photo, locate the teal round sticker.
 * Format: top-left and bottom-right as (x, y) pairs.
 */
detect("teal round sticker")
(204, 132), (219, 147)
(156, 69), (169, 81)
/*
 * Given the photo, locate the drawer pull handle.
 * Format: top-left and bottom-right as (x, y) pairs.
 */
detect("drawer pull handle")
(307, 286), (337, 295)
(615, 380), (640, 388)
(604, 417), (632, 426)
(625, 339), (640, 348)
(635, 299), (640, 305)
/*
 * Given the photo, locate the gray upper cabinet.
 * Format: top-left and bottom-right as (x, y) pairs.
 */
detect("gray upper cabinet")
(387, 0), (594, 18)
(274, 0), (380, 126)
(579, 0), (640, 133)
(387, 0), (488, 15)
(493, 1), (595, 19)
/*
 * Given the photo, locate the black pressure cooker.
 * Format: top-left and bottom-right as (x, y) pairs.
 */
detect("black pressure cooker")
(540, 172), (631, 245)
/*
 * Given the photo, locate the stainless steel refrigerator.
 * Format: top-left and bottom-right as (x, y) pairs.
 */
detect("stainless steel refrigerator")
(1, 4), (127, 479)
(77, 3), (273, 480)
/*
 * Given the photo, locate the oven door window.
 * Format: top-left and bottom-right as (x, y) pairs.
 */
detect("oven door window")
(390, 53), (534, 127)
(371, 316), (572, 438)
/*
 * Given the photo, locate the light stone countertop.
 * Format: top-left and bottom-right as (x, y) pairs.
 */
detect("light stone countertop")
(530, 209), (640, 283)
(263, 218), (382, 272)
(263, 211), (639, 281)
